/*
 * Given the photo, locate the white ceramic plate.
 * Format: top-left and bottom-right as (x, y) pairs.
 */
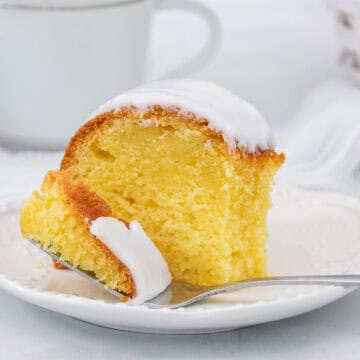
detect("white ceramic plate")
(1, 189), (360, 334)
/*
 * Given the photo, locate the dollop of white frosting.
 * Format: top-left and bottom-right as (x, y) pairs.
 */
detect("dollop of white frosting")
(90, 217), (171, 305)
(91, 79), (275, 153)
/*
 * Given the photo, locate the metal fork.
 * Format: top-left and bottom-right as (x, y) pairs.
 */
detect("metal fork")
(27, 238), (360, 309)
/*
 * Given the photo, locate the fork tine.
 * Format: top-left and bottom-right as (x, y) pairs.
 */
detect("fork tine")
(26, 238), (125, 299)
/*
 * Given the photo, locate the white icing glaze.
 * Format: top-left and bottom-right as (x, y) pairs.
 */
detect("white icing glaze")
(91, 79), (275, 153)
(90, 217), (171, 305)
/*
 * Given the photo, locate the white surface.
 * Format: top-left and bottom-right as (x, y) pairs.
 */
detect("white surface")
(1, 190), (360, 334)
(1, 290), (360, 359)
(1, 0), (360, 357)
(92, 79), (274, 152)
(90, 217), (171, 304)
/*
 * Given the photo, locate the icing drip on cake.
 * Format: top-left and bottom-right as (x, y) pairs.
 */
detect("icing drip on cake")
(90, 217), (171, 304)
(91, 79), (275, 153)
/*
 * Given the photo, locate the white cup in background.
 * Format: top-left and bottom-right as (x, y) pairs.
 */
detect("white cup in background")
(0, 0), (221, 148)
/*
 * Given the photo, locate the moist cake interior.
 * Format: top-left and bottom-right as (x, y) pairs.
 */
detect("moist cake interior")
(61, 109), (284, 286)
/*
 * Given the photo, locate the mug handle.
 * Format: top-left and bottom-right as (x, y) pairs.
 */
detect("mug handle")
(148, 0), (222, 79)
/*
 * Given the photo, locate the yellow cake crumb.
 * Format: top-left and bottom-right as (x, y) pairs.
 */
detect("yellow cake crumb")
(60, 108), (284, 286)
(35, 259), (44, 269)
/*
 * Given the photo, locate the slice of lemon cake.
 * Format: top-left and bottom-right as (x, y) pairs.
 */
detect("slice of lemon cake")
(20, 170), (171, 303)
(59, 79), (284, 286)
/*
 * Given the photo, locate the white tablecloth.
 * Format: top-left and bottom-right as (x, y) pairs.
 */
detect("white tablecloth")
(1, 0), (360, 358)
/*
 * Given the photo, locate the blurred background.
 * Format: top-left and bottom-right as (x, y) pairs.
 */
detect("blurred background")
(0, 0), (340, 143)
(151, 0), (338, 128)
(1, 0), (358, 198)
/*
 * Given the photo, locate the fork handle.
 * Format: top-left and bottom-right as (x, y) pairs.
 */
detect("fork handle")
(146, 274), (360, 309)
(222, 274), (360, 291)
(204, 274), (360, 299)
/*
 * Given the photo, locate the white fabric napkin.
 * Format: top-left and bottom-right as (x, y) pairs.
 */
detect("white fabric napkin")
(0, 78), (359, 200)
(277, 79), (360, 197)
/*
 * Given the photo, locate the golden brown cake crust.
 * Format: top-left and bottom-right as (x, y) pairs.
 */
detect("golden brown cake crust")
(43, 170), (135, 297)
(61, 106), (285, 170)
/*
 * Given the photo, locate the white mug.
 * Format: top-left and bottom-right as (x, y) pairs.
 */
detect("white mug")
(0, 0), (221, 148)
